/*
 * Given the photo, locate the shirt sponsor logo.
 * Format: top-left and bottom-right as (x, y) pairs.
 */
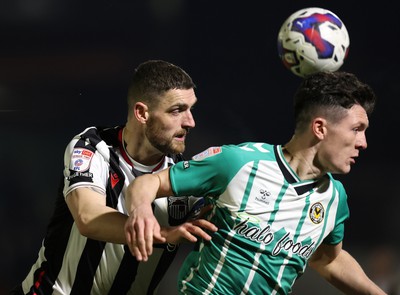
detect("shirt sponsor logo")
(272, 232), (315, 259)
(234, 217), (315, 259)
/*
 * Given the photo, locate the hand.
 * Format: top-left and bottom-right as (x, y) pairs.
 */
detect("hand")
(162, 218), (218, 245)
(124, 203), (166, 262)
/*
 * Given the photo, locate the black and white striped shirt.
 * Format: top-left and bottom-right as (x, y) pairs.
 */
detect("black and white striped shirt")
(19, 126), (203, 295)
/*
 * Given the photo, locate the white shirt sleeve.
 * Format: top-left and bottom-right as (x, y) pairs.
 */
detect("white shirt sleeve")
(63, 138), (109, 198)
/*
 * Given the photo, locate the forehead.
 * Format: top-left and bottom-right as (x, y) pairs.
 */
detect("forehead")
(341, 104), (369, 127)
(157, 88), (197, 109)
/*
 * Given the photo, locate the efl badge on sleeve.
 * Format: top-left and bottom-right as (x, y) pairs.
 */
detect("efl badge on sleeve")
(70, 148), (94, 171)
(192, 146), (222, 161)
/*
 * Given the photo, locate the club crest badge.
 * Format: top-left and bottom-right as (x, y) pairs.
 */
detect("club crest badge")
(309, 202), (324, 224)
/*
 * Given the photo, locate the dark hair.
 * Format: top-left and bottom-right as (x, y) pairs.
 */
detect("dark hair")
(127, 60), (195, 116)
(293, 71), (376, 132)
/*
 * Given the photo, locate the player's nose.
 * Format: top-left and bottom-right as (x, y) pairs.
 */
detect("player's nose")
(356, 133), (367, 150)
(183, 110), (195, 129)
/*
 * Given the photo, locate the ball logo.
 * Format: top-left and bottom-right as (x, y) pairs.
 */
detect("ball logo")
(309, 202), (324, 224)
(292, 12), (342, 59)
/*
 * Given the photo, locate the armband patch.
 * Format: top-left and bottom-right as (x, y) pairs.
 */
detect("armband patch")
(70, 148), (94, 171)
(192, 146), (222, 161)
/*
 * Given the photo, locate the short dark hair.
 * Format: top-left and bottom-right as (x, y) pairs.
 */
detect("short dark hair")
(293, 71), (376, 132)
(127, 60), (195, 116)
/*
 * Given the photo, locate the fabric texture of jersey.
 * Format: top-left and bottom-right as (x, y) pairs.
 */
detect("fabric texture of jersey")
(169, 142), (349, 295)
(19, 126), (203, 295)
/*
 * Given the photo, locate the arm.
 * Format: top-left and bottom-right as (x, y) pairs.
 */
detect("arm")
(309, 242), (387, 295)
(124, 168), (217, 261)
(67, 187), (166, 244)
(66, 187), (128, 244)
(124, 169), (170, 260)
(66, 177), (216, 258)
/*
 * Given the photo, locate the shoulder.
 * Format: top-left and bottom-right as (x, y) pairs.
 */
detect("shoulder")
(70, 126), (123, 145)
(65, 126), (122, 162)
(235, 142), (274, 153)
(221, 142), (275, 160)
(327, 174), (346, 195)
(189, 142), (274, 169)
(203, 142), (274, 153)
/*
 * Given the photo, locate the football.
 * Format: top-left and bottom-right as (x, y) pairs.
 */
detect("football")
(277, 7), (350, 78)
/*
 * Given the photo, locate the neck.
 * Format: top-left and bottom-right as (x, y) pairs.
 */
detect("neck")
(282, 143), (321, 180)
(122, 126), (164, 166)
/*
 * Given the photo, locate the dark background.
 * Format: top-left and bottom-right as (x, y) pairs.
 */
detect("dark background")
(1, 1), (399, 294)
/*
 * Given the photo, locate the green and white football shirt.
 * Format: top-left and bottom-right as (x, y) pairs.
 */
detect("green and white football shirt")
(169, 142), (349, 295)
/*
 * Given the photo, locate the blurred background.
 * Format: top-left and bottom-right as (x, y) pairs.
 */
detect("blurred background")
(1, 1), (399, 294)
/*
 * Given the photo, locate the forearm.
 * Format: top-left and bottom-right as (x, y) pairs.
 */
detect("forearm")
(124, 168), (174, 260)
(75, 204), (174, 245)
(79, 209), (128, 244)
(125, 173), (161, 214)
(67, 188), (128, 244)
(312, 250), (386, 295)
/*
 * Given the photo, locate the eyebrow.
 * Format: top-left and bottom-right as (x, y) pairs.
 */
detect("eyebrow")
(166, 103), (190, 112)
(173, 99), (197, 109)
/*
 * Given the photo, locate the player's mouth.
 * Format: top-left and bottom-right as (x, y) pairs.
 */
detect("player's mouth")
(174, 132), (186, 142)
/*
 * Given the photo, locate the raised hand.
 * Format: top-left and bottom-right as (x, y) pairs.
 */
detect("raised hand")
(161, 217), (218, 245)
(124, 202), (165, 261)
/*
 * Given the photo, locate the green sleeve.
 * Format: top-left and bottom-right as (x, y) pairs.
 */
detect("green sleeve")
(170, 145), (235, 197)
(170, 143), (270, 198)
(323, 179), (350, 245)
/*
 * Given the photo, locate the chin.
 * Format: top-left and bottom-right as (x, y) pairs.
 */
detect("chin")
(170, 143), (186, 154)
(332, 166), (351, 175)
(342, 166), (352, 174)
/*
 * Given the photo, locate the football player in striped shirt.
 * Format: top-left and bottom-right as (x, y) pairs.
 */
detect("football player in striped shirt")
(124, 71), (386, 294)
(11, 60), (216, 295)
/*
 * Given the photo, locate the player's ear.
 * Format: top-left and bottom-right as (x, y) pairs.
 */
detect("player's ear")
(312, 117), (327, 140)
(134, 102), (149, 123)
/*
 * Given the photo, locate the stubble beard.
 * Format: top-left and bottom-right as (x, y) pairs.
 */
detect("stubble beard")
(145, 120), (186, 155)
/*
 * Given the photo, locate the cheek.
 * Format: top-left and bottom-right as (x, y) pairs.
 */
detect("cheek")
(162, 118), (182, 132)
(159, 123), (176, 134)
(329, 131), (355, 148)
(344, 135), (357, 148)
(149, 116), (173, 132)
(322, 141), (344, 163)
